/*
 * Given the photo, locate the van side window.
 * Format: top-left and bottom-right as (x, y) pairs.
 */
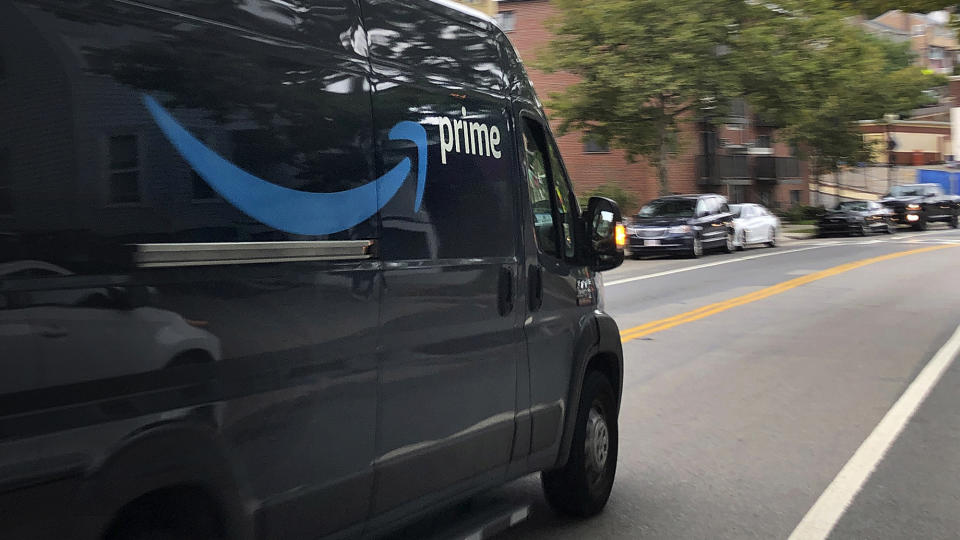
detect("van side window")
(521, 120), (559, 258)
(521, 117), (576, 259)
(547, 141), (577, 259)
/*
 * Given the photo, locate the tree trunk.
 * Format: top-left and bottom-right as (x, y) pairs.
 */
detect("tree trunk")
(657, 116), (670, 196)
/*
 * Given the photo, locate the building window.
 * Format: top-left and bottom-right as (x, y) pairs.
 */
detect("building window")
(496, 11), (516, 32)
(0, 147), (11, 214)
(583, 133), (610, 154)
(930, 46), (944, 60)
(756, 135), (771, 148)
(729, 185), (746, 203)
(790, 189), (801, 205)
(108, 134), (141, 204)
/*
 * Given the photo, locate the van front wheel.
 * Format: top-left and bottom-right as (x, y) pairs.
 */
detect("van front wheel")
(541, 371), (618, 517)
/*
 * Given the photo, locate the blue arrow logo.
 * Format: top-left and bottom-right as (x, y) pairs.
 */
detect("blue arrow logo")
(142, 95), (427, 236)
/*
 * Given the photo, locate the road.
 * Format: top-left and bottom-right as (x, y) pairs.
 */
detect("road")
(394, 226), (960, 540)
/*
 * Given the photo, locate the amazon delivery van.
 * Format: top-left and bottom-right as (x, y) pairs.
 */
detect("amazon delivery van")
(0, 0), (626, 538)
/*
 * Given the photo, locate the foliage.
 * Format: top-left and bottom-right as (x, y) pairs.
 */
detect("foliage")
(536, 0), (754, 196)
(580, 183), (639, 214)
(775, 204), (827, 223)
(732, 0), (946, 178)
(539, 0), (944, 194)
(833, 1), (954, 17)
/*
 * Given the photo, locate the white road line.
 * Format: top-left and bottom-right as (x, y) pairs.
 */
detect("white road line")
(788, 323), (960, 540)
(606, 246), (828, 286)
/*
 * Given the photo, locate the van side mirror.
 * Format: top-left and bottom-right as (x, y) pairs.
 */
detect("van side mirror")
(584, 196), (625, 272)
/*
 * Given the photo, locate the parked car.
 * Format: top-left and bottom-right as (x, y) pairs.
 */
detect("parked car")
(818, 201), (895, 236)
(627, 194), (734, 258)
(729, 203), (780, 250)
(1, 1), (627, 539)
(880, 183), (960, 230)
(0, 261), (221, 393)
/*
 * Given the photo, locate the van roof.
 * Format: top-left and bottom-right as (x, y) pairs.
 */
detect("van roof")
(426, 0), (497, 26)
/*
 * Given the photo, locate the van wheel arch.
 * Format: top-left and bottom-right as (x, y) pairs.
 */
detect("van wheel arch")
(71, 424), (254, 540)
(553, 314), (623, 470)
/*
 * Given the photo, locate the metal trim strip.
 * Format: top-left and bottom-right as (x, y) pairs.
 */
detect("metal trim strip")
(132, 240), (375, 268)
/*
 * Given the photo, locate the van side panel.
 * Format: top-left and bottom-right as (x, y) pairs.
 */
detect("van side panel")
(362, 0), (523, 516)
(2, 1), (380, 538)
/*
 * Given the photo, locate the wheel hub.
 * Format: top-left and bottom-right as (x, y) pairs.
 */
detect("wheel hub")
(585, 407), (609, 474)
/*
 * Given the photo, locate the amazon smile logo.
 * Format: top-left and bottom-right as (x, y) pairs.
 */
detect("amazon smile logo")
(142, 95), (427, 236)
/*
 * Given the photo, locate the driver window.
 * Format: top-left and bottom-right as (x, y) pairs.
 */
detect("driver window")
(521, 117), (577, 260)
(695, 199), (707, 217)
(521, 119), (559, 258)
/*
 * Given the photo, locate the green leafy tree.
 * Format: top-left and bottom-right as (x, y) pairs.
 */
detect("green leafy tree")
(834, 1), (954, 17)
(735, 0), (945, 186)
(536, 0), (754, 195)
(541, 0), (943, 196)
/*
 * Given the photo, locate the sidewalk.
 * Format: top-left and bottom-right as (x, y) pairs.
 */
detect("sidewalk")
(783, 223), (816, 240)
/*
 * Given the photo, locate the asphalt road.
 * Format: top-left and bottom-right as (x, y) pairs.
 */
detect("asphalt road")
(394, 225), (960, 540)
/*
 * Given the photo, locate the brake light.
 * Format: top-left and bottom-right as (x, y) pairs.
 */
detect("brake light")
(615, 223), (626, 248)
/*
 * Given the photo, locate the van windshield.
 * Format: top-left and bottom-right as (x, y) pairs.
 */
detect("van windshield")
(637, 199), (696, 218)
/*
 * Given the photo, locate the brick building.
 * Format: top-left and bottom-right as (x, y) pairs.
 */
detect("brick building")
(497, 0), (809, 211)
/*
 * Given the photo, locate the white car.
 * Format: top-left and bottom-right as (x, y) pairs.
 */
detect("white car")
(0, 260), (220, 392)
(730, 203), (780, 250)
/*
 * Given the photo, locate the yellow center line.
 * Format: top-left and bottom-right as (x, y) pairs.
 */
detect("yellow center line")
(620, 244), (958, 344)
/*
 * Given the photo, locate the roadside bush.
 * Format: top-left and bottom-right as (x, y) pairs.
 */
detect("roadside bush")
(776, 204), (826, 223)
(579, 183), (639, 215)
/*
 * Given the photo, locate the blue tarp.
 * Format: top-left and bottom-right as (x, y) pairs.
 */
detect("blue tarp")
(916, 169), (959, 194)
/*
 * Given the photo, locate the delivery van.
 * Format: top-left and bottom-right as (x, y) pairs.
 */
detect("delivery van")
(0, 0), (625, 538)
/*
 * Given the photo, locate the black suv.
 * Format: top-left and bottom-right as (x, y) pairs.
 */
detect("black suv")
(880, 183), (960, 230)
(627, 194), (734, 258)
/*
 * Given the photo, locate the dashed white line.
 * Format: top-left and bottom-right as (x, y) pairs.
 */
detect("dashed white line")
(788, 323), (960, 540)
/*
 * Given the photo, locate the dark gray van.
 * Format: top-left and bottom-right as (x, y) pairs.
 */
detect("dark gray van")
(0, 1), (625, 538)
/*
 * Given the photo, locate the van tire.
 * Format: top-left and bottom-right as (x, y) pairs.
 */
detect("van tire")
(541, 371), (618, 518)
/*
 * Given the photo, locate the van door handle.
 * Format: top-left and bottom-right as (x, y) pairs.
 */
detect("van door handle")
(497, 266), (514, 317)
(528, 265), (543, 312)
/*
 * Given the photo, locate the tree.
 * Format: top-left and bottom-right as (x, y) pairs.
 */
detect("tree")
(734, 0), (945, 191)
(540, 0), (943, 196)
(536, 0), (753, 195)
(834, 1), (954, 17)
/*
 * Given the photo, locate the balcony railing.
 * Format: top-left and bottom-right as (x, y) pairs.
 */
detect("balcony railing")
(698, 155), (802, 184)
(697, 154), (751, 183)
(755, 156), (801, 180)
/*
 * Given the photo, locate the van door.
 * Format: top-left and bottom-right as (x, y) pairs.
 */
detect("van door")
(517, 114), (598, 468)
(362, 0), (522, 516)
(3, 1), (379, 537)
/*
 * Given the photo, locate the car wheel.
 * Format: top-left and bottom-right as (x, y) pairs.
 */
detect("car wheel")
(542, 371), (618, 518)
(766, 227), (777, 247)
(735, 230), (746, 251)
(688, 235), (703, 258)
(722, 231), (734, 253)
(951, 213), (958, 229)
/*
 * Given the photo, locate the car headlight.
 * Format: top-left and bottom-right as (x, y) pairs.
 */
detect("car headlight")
(668, 225), (692, 234)
(906, 203), (921, 210)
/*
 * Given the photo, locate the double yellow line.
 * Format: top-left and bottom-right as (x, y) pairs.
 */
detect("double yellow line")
(620, 244), (957, 344)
